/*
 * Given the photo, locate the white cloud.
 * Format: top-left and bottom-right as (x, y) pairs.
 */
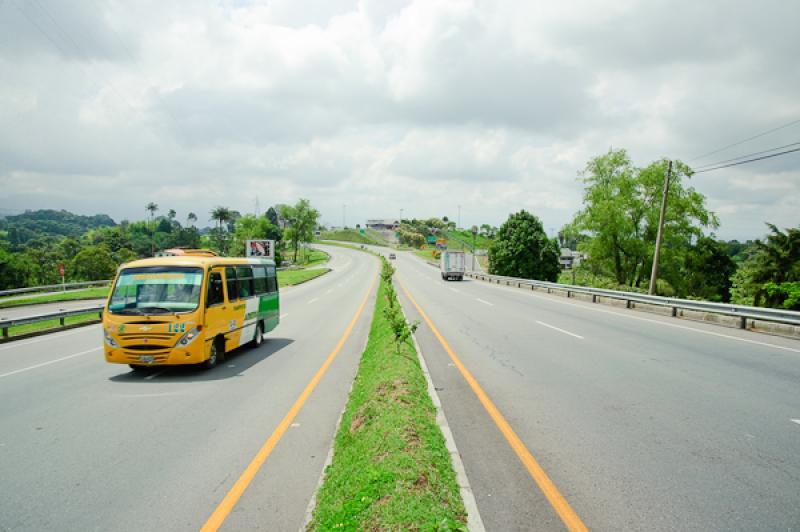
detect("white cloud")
(0, 0), (798, 239)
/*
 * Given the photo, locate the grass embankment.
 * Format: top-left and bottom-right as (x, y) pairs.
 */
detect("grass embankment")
(445, 229), (492, 251)
(0, 287), (109, 309)
(309, 261), (466, 530)
(414, 249), (438, 263)
(278, 268), (330, 287)
(319, 229), (384, 246)
(2, 312), (101, 339)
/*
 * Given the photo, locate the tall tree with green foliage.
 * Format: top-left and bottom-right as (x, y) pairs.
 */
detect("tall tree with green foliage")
(280, 199), (320, 262)
(210, 206), (232, 254)
(71, 245), (117, 281)
(569, 149), (716, 292)
(731, 224), (800, 308)
(683, 237), (736, 302)
(488, 210), (560, 281)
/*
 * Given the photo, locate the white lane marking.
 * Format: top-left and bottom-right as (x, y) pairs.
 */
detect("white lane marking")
(280, 313), (288, 319)
(489, 281), (800, 355)
(0, 325), (101, 352)
(307, 298), (319, 304)
(792, 419), (800, 427)
(144, 370), (165, 380)
(536, 320), (584, 339)
(448, 287), (460, 293)
(325, 289), (333, 294)
(476, 298), (494, 306)
(0, 347), (101, 378)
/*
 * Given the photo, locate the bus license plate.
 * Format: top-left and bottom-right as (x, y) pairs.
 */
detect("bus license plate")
(139, 355), (154, 363)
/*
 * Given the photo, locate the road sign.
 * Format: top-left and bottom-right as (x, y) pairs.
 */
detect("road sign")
(245, 240), (275, 259)
(58, 264), (65, 277)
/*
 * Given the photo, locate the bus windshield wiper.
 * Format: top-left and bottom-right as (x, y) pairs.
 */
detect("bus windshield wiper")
(137, 306), (174, 314)
(112, 308), (144, 315)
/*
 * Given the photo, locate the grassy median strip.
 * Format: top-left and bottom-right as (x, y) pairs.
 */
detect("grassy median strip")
(308, 259), (466, 530)
(3, 312), (101, 338)
(278, 268), (331, 288)
(0, 287), (109, 309)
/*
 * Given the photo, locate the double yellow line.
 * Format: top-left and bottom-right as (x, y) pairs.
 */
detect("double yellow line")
(201, 276), (377, 532)
(397, 279), (588, 532)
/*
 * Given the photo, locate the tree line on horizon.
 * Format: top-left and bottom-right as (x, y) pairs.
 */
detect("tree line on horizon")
(0, 199), (320, 290)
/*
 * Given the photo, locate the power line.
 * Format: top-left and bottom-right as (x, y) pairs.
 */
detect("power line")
(693, 146), (800, 173)
(690, 117), (800, 162)
(693, 141), (800, 171)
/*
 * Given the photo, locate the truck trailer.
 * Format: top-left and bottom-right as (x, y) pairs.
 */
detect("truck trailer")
(440, 250), (466, 281)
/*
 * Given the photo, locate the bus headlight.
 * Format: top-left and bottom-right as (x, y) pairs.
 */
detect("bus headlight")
(104, 329), (120, 348)
(176, 327), (201, 348)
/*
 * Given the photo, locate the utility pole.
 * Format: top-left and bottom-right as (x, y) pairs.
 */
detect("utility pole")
(648, 160), (673, 295)
(400, 208), (403, 223)
(457, 205), (461, 230)
(342, 204), (346, 229)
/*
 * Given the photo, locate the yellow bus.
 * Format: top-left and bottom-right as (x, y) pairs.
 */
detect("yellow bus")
(102, 249), (279, 371)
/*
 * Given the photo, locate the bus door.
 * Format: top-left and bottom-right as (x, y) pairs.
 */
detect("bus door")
(204, 267), (230, 354)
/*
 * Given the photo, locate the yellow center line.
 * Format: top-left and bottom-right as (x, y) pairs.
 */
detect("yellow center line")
(397, 278), (588, 532)
(200, 274), (378, 532)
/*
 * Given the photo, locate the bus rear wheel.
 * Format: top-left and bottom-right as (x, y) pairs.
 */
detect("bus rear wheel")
(252, 322), (265, 348)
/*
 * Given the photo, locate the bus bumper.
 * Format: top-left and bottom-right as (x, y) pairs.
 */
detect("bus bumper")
(104, 342), (207, 366)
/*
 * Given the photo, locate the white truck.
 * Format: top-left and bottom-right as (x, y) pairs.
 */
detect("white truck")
(440, 250), (466, 281)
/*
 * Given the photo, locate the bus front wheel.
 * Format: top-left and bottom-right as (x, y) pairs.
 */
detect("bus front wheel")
(204, 340), (222, 369)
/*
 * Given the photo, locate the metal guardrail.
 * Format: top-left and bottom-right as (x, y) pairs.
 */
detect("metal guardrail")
(0, 280), (111, 297)
(467, 272), (800, 329)
(0, 305), (105, 338)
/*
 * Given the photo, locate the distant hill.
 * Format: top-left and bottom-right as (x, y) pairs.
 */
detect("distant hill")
(0, 209), (116, 244)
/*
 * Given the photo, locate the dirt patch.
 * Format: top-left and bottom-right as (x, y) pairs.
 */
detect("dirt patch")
(413, 474), (428, 490)
(350, 415), (367, 433)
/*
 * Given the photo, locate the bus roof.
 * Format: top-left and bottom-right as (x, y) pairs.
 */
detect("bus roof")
(119, 255), (276, 270)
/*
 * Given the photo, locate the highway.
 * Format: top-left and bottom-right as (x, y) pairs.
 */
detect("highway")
(0, 245), (378, 532)
(382, 248), (800, 531)
(2, 244), (800, 531)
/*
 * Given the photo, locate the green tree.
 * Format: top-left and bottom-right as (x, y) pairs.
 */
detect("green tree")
(71, 245), (117, 281)
(570, 149), (716, 290)
(683, 237), (736, 302)
(280, 199), (320, 262)
(210, 206), (232, 254)
(187, 212), (198, 227)
(230, 215), (282, 255)
(731, 224), (800, 307)
(488, 210), (560, 281)
(266, 207), (279, 227)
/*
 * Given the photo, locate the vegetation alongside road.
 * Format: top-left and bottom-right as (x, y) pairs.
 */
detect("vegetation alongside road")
(309, 259), (466, 530)
(318, 229), (385, 246)
(278, 268), (330, 288)
(0, 287), (110, 309)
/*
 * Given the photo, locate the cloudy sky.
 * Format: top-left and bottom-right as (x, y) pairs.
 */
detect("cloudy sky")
(1, 0), (798, 240)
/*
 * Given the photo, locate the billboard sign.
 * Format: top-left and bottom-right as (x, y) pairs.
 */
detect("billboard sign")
(245, 240), (275, 259)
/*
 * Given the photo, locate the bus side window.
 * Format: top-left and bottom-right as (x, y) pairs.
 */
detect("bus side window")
(253, 266), (267, 295)
(207, 271), (224, 307)
(225, 267), (238, 302)
(237, 266), (254, 298)
(266, 266), (278, 293)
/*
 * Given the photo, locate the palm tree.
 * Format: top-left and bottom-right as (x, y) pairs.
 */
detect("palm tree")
(751, 224), (800, 306)
(145, 202), (159, 255)
(167, 209), (177, 220)
(210, 206), (232, 254)
(187, 212), (197, 227)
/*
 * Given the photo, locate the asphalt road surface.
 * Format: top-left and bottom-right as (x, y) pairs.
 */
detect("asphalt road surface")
(377, 247), (800, 532)
(3, 244), (800, 531)
(0, 245), (378, 532)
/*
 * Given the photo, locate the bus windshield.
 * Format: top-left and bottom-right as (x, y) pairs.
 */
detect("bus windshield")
(108, 266), (204, 315)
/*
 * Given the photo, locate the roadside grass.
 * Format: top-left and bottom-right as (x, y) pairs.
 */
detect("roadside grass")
(414, 249), (438, 262)
(319, 229), (384, 246)
(288, 247), (330, 267)
(3, 311), (101, 338)
(308, 265), (466, 530)
(0, 287), (109, 309)
(278, 268), (331, 288)
(445, 229), (492, 251)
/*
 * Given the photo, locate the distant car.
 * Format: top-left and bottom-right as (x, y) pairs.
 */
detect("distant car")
(388, 253), (396, 260)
